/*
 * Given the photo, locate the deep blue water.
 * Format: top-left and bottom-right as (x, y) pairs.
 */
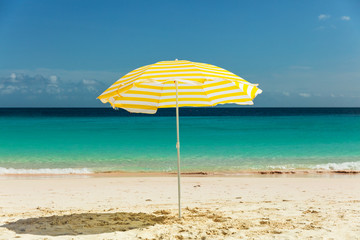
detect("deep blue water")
(0, 108), (359, 173)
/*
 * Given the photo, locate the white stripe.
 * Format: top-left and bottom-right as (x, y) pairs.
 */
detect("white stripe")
(114, 100), (159, 106)
(130, 86), (204, 93)
(100, 81), (136, 96)
(123, 108), (157, 114)
(203, 82), (235, 91)
(144, 67), (198, 71)
(194, 66), (242, 76)
(115, 99), (213, 107)
(201, 72), (242, 79)
(159, 101), (211, 106)
(211, 95), (249, 104)
(159, 95), (209, 100)
(161, 89), (203, 93)
(120, 66), (149, 78)
(121, 93), (160, 100)
(153, 63), (194, 67)
(107, 76), (237, 94)
(193, 63), (228, 71)
(139, 72), (242, 80)
(126, 87), (163, 93)
(247, 85), (254, 96)
(139, 82), (200, 87)
(140, 71), (206, 77)
(206, 89), (244, 98)
(135, 76), (218, 80)
(156, 89), (205, 93)
(100, 80), (248, 98)
(100, 88), (117, 97)
(217, 101), (254, 106)
(147, 65), (242, 79)
(113, 71), (146, 84)
(100, 73), (143, 93)
(255, 88), (263, 97)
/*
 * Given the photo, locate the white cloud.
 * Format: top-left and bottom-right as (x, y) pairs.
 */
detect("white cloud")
(49, 75), (58, 83)
(0, 73), (111, 106)
(82, 79), (97, 85)
(0, 68), (122, 86)
(299, 93), (311, 98)
(0, 73), (105, 96)
(330, 93), (345, 98)
(318, 14), (330, 20)
(341, 16), (350, 21)
(9, 73), (19, 83)
(85, 86), (97, 92)
(282, 92), (290, 96)
(2, 85), (18, 94)
(46, 86), (61, 94)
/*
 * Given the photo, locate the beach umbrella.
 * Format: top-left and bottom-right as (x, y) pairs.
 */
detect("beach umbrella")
(97, 59), (262, 218)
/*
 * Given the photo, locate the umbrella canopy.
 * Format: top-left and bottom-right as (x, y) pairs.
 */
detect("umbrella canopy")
(98, 60), (262, 114)
(98, 59), (262, 218)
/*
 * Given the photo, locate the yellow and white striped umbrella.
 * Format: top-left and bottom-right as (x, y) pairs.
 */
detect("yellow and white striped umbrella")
(97, 59), (261, 218)
(98, 60), (262, 113)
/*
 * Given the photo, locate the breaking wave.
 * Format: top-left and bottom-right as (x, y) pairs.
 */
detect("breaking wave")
(312, 161), (360, 171)
(267, 161), (360, 171)
(0, 167), (93, 174)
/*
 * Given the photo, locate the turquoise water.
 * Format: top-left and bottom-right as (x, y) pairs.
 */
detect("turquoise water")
(0, 109), (360, 173)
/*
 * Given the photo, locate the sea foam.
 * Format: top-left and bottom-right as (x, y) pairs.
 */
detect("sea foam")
(0, 167), (93, 174)
(267, 161), (360, 171)
(312, 161), (360, 171)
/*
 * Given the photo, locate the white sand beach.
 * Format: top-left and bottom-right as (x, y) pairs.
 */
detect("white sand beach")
(0, 175), (360, 239)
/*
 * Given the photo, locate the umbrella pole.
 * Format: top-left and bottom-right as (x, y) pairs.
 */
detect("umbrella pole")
(175, 79), (181, 218)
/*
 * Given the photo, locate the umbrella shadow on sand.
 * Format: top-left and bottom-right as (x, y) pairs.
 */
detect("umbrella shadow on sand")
(2, 212), (168, 236)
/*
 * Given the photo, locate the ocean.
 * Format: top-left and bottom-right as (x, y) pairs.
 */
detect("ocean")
(0, 108), (360, 174)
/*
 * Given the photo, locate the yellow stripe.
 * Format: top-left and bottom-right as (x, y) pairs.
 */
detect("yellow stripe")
(100, 82), (249, 100)
(134, 84), (163, 90)
(117, 93), (248, 103)
(160, 86), (202, 90)
(158, 98), (210, 103)
(159, 103), (212, 108)
(204, 86), (239, 95)
(125, 90), (161, 97)
(208, 92), (247, 101)
(242, 84), (248, 94)
(98, 60), (261, 113)
(143, 69), (199, 73)
(160, 91), (207, 96)
(250, 86), (258, 99)
(112, 99), (253, 110)
(203, 80), (230, 88)
(137, 73), (206, 79)
(215, 98), (253, 104)
(119, 97), (159, 103)
(112, 103), (158, 110)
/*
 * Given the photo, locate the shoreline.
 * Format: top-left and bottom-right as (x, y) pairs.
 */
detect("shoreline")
(1, 169), (360, 179)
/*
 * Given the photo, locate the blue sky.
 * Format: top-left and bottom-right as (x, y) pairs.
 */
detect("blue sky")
(0, 0), (359, 107)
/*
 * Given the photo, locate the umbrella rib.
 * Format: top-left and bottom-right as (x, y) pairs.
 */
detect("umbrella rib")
(200, 79), (215, 106)
(158, 82), (165, 108)
(190, 62), (208, 82)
